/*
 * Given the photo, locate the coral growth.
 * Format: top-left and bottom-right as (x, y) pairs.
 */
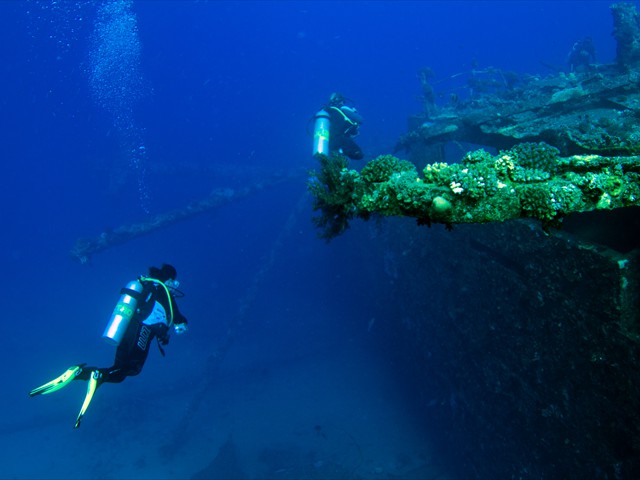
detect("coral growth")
(309, 145), (640, 239)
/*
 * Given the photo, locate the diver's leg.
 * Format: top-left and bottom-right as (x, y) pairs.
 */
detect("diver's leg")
(109, 321), (152, 380)
(73, 322), (153, 427)
(341, 137), (364, 160)
(72, 358), (144, 428)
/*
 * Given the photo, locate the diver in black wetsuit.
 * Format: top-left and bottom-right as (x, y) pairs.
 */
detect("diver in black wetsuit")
(325, 92), (364, 160)
(29, 264), (188, 428)
(568, 37), (596, 72)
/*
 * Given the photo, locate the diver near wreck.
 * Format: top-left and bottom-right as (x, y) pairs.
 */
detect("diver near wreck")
(312, 92), (364, 160)
(29, 264), (189, 428)
(568, 36), (596, 72)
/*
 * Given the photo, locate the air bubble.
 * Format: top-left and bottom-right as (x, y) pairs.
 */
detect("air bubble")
(88, 0), (150, 212)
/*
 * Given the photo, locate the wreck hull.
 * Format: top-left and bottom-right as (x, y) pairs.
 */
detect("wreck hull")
(365, 217), (640, 479)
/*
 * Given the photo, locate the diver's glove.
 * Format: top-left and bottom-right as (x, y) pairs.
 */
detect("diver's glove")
(174, 323), (188, 334)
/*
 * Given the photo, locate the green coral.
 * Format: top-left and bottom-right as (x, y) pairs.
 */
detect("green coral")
(308, 148), (640, 240)
(424, 149), (503, 201)
(462, 149), (494, 164)
(358, 156), (440, 220)
(360, 170), (431, 216)
(449, 164), (500, 200)
(360, 155), (416, 183)
(519, 181), (583, 223)
(505, 142), (560, 182)
(423, 162), (455, 185)
(566, 165), (640, 208)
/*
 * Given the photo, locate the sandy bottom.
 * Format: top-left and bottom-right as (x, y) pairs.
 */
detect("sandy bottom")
(6, 329), (453, 480)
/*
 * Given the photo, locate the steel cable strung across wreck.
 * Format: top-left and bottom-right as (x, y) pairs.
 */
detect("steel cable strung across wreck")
(71, 170), (303, 263)
(308, 147), (640, 240)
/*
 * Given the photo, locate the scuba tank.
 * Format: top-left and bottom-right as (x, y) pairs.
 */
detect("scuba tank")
(312, 109), (331, 156)
(102, 279), (145, 346)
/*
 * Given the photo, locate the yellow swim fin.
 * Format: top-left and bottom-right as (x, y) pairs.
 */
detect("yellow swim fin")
(29, 364), (86, 397)
(74, 370), (102, 429)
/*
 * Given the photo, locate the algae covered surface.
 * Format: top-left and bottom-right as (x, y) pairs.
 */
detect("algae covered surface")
(309, 145), (640, 239)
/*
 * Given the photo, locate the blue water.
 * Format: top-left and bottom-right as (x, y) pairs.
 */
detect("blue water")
(0, 1), (616, 478)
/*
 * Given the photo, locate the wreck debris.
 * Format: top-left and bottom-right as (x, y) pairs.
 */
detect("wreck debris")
(396, 3), (640, 163)
(611, 2), (640, 68)
(71, 171), (302, 263)
(311, 3), (640, 240)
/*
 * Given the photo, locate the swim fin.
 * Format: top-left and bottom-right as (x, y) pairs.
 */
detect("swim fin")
(74, 370), (102, 429)
(29, 364), (86, 397)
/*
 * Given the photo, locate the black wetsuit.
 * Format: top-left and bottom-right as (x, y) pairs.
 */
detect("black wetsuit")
(328, 105), (364, 160)
(568, 38), (596, 72)
(79, 280), (187, 384)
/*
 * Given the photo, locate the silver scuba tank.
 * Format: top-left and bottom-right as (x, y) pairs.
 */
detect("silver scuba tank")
(102, 279), (144, 346)
(312, 109), (331, 156)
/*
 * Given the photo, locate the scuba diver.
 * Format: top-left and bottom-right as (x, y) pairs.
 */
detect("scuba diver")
(568, 37), (596, 72)
(312, 92), (364, 160)
(29, 264), (188, 428)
